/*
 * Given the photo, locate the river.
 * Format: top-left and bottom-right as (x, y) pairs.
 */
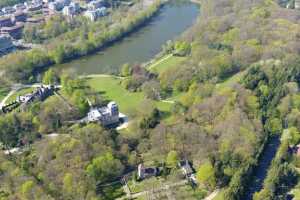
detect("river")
(54, 1), (199, 75)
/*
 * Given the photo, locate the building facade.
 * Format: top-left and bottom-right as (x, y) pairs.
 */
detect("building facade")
(296, 0), (300, 9)
(84, 7), (107, 21)
(0, 35), (14, 54)
(0, 23), (24, 39)
(0, 17), (13, 27)
(87, 101), (119, 126)
(62, 2), (80, 16)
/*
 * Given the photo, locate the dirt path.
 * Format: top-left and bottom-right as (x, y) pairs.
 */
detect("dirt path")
(79, 74), (125, 79)
(204, 189), (220, 200)
(0, 90), (16, 108)
(148, 54), (173, 70)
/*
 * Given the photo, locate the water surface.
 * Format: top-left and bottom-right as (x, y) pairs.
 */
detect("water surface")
(55, 1), (199, 75)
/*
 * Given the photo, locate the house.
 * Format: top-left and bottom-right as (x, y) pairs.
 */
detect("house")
(0, 35), (14, 54)
(178, 160), (197, 184)
(84, 7), (107, 21)
(48, 1), (64, 11)
(87, 101), (119, 125)
(62, 2), (80, 16)
(14, 4), (27, 11)
(137, 164), (159, 180)
(1, 7), (16, 15)
(27, 16), (45, 24)
(1, 23), (24, 39)
(13, 12), (27, 23)
(17, 85), (54, 104)
(178, 160), (194, 177)
(57, 0), (71, 7)
(43, 0), (55, 3)
(296, 0), (300, 9)
(291, 144), (300, 157)
(88, 0), (105, 10)
(32, 0), (44, 5)
(25, 2), (43, 12)
(0, 16), (13, 27)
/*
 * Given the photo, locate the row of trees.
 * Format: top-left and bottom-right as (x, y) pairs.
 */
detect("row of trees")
(244, 60), (300, 200)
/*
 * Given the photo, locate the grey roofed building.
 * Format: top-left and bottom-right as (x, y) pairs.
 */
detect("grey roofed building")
(87, 0), (105, 10)
(87, 101), (119, 126)
(13, 12), (27, 23)
(0, 35), (14, 54)
(84, 6), (107, 21)
(137, 164), (159, 180)
(62, 2), (80, 16)
(296, 0), (300, 9)
(178, 160), (194, 176)
(178, 160), (197, 184)
(0, 23), (24, 39)
(1, 7), (16, 15)
(48, 2), (63, 11)
(43, 0), (55, 3)
(14, 3), (26, 11)
(25, 2), (43, 12)
(17, 85), (54, 104)
(0, 16), (13, 27)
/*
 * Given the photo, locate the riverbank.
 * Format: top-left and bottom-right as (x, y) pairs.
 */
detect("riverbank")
(54, 1), (199, 75)
(0, 0), (164, 83)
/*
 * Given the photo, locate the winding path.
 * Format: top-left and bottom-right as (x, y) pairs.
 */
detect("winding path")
(147, 54), (173, 70)
(0, 84), (62, 109)
(204, 189), (220, 200)
(79, 74), (125, 79)
(0, 90), (16, 108)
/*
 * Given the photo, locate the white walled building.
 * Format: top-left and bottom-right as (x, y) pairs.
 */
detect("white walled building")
(87, 101), (119, 126)
(84, 7), (107, 21)
(296, 0), (300, 9)
(62, 2), (80, 16)
(88, 0), (105, 10)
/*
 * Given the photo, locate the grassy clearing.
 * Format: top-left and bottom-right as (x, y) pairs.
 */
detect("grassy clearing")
(215, 71), (247, 93)
(7, 88), (35, 103)
(213, 189), (225, 200)
(86, 76), (144, 115)
(86, 76), (173, 116)
(0, 86), (9, 102)
(149, 55), (187, 75)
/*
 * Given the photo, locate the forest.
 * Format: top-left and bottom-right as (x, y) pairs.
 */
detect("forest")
(1, 0), (300, 199)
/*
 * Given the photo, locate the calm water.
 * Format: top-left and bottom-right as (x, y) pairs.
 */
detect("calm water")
(55, 1), (199, 75)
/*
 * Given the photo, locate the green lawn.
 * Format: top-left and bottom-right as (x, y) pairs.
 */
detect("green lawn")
(213, 189), (225, 200)
(7, 88), (35, 103)
(215, 71), (246, 94)
(87, 76), (144, 114)
(0, 86), (9, 102)
(149, 55), (187, 75)
(86, 76), (173, 116)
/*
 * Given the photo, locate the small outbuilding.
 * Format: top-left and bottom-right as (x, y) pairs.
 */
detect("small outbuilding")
(137, 164), (159, 180)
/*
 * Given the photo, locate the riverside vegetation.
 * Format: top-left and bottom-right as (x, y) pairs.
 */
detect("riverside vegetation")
(0, 0), (163, 83)
(1, 0), (300, 199)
